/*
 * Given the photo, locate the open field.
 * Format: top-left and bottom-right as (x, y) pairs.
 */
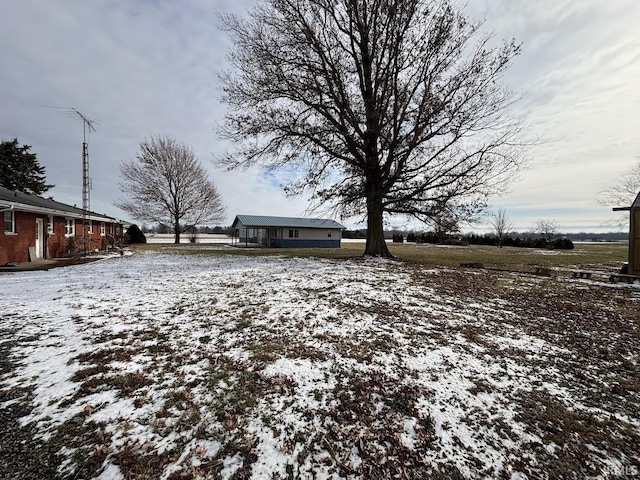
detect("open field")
(1, 244), (638, 479)
(135, 241), (629, 272)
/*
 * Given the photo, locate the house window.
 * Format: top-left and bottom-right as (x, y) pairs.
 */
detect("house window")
(328, 232), (332, 237)
(65, 218), (75, 236)
(288, 229), (299, 238)
(4, 211), (15, 233)
(100, 222), (106, 236)
(87, 220), (93, 234)
(47, 215), (54, 234)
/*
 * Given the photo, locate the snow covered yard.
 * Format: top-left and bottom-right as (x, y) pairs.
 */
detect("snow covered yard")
(1, 250), (638, 479)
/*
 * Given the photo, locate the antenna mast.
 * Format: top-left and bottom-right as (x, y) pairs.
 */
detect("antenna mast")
(70, 108), (96, 214)
(46, 106), (97, 253)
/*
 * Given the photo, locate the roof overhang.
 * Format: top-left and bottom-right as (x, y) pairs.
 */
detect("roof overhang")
(0, 201), (121, 223)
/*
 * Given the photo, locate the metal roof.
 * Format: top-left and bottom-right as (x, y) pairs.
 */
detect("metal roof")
(0, 186), (120, 222)
(233, 215), (345, 229)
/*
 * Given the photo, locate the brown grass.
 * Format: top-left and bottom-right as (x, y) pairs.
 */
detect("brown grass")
(131, 241), (628, 273)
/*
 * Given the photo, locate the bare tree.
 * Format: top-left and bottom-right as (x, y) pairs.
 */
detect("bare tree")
(535, 219), (559, 242)
(597, 159), (640, 207)
(490, 208), (513, 248)
(117, 135), (226, 244)
(217, 0), (528, 257)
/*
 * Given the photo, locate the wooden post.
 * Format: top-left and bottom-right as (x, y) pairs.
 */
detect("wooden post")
(629, 207), (640, 275)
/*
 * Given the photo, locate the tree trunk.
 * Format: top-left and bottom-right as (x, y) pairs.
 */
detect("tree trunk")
(364, 189), (393, 258)
(173, 223), (180, 244)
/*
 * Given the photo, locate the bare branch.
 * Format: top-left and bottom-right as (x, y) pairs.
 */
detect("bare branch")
(217, 0), (528, 256)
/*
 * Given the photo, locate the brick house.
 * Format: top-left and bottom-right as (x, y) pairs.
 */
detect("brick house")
(0, 186), (124, 265)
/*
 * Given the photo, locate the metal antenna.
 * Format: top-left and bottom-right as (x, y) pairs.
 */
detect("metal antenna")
(44, 106), (98, 252)
(70, 108), (97, 215)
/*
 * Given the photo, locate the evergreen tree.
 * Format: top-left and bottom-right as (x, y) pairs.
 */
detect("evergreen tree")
(0, 138), (53, 195)
(125, 224), (147, 244)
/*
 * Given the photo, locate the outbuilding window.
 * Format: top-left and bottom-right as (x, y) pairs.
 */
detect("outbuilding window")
(4, 211), (15, 233)
(288, 229), (299, 238)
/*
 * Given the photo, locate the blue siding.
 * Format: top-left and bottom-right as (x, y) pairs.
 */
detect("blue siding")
(273, 239), (341, 248)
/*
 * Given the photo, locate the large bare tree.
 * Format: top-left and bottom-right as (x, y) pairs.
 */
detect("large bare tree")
(218, 0), (527, 257)
(117, 135), (226, 243)
(535, 218), (559, 242)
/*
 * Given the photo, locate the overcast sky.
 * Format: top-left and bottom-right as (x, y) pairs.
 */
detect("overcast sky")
(1, 0), (639, 232)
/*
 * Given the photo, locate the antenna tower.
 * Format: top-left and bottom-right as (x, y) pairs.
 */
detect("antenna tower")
(70, 108), (97, 214)
(46, 106), (97, 252)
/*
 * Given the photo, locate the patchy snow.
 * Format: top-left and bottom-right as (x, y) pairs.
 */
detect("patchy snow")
(0, 249), (638, 479)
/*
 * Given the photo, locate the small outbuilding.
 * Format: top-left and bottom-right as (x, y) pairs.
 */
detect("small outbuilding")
(231, 215), (345, 248)
(613, 191), (640, 276)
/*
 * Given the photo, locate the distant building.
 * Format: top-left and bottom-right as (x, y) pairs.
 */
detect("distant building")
(0, 186), (124, 264)
(231, 215), (344, 248)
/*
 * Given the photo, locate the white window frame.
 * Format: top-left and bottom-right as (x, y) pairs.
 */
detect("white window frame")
(65, 218), (75, 237)
(289, 229), (300, 238)
(47, 215), (54, 235)
(3, 210), (16, 234)
(87, 220), (93, 234)
(100, 222), (106, 236)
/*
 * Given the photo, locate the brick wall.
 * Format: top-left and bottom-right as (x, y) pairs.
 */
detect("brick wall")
(1, 210), (123, 264)
(0, 211), (47, 264)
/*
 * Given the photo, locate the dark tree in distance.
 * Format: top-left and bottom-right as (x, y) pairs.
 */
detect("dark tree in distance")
(116, 135), (226, 244)
(0, 138), (53, 195)
(218, 0), (528, 257)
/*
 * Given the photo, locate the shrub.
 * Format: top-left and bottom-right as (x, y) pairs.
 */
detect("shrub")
(125, 224), (147, 244)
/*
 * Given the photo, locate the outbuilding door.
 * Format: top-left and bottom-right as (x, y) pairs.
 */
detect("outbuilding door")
(35, 218), (44, 259)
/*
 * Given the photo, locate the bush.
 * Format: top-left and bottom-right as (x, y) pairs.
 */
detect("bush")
(126, 224), (147, 244)
(553, 238), (574, 250)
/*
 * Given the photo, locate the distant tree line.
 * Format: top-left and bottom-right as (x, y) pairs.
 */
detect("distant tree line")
(374, 230), (578, 250)
(142, 224), (229, 235)
(342, 229), (368, 239)
(461, 233), (574, 250)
